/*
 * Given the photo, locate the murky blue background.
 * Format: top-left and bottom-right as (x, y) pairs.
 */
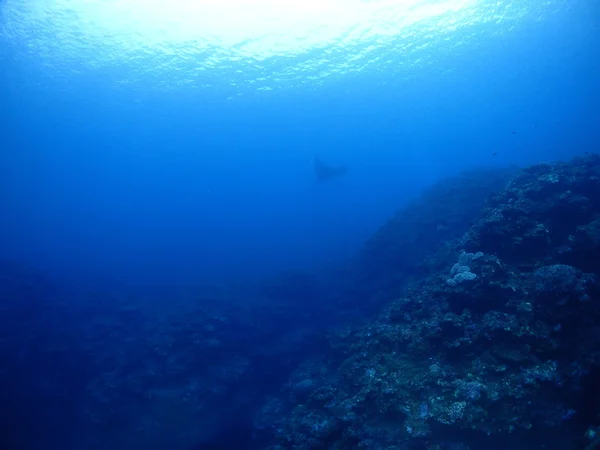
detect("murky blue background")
(1, 1), (599, 449)
(2, 0), (598, 287)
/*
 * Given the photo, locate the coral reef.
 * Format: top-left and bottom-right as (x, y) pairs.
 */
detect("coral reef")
(4, 154), (600, 450)
(260, 154), (600, 450)
(357, 166), (517, 309)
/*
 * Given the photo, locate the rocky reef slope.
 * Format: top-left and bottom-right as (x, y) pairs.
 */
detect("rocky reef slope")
(356, 166), (518, 311)
(261, 154), (600, 450)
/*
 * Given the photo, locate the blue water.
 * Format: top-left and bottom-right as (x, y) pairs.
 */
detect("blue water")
(0, 0), (599, 449)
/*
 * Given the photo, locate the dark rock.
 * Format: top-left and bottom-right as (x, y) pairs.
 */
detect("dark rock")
(262, 154), (600, 450)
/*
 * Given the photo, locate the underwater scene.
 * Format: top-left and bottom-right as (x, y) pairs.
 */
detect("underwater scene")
(1, 0), (599, 449)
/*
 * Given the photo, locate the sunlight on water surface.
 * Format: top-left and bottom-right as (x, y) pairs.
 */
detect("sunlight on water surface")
(60, 0), (478, 55)
(0, 0), (561, 90)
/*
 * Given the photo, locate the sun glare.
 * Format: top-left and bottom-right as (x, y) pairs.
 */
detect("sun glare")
(42, 0), (476, 56)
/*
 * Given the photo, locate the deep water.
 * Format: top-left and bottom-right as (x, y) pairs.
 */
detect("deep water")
(0, 0), (599, 449)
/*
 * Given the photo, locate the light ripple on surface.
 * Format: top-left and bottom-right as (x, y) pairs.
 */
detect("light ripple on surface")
(0, 0), (565, 92)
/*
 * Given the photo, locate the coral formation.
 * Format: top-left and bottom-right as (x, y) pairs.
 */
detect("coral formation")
(260, 154), (600, 450)
(4, 154), (600, 450)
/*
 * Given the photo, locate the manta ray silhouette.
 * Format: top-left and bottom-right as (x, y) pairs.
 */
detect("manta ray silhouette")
(314, 156), (348, 182)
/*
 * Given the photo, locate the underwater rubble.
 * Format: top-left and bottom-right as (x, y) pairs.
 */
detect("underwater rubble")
(259, 154), (600, 450)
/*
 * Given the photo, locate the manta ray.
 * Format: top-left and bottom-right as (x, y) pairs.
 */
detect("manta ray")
(314, 156), (348, 182)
